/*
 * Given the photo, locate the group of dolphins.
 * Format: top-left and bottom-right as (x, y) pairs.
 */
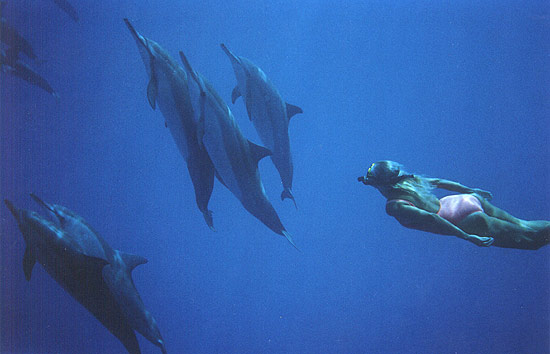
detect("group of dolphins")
(4, 17), (303, 354)
(124, 19), (303, 247)
(0, 1), (78, 97)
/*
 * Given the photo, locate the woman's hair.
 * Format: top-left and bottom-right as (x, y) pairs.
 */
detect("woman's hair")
(364, 160), (434, 197)
(365, 161), (412, 185)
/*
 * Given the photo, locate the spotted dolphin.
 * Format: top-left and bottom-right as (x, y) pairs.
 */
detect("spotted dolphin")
(220, 44), (302, 207)
(178, 50), (297, 249)
(125, 19), (215, 230)
(5, 196), (167, 354)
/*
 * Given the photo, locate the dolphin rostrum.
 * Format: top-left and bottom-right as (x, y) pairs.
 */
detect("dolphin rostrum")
(49, 0), (79, 22)
(220, 44), (302, 207)
(5, 196), (167, 354)
(178, 50), (297, 249)
(124, 18), (216, 230)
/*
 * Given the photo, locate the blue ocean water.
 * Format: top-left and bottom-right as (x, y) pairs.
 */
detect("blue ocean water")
(1, 0), (549, 353)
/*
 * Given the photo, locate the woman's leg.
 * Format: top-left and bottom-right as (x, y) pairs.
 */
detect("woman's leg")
(474, 194), (550, 232)
(460, 212), (549, 250)
(473, 194), (525, 224)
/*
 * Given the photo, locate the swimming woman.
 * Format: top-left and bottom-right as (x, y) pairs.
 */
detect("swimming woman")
(358, 161), (549, 250)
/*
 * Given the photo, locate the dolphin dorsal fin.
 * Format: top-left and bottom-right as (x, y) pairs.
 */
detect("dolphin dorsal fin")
(248, 140), (272, 164)
(286, 103), (303, 120)
(120, 252), (148, 271)
(231, 86), (241, 104)
(23, 246), (36, 281)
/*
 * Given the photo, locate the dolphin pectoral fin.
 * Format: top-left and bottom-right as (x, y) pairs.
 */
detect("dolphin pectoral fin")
(23, 246), (36, 281)
(282, 231), (300, 252)
(120, 252), (148, 271)
(248, 140), (272, 164)
(281, 188), (297, 209)
(286, 103), (303, 120)
(147, 74), (158, 110)
(231, 86), (241, 104)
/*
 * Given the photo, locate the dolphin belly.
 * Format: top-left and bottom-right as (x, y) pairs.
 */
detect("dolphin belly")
(155, 69), (192, 161)
(247, 82), (294, 191)
(201, 106), (243, 201)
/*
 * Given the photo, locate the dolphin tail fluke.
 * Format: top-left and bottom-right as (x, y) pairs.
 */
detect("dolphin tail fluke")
(203, 210), (216, 232)
(281, 188), (297, 209)
(282, 230), (300, 252)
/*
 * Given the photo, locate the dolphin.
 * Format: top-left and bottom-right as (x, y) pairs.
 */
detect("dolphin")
(0, 10), (58, 97)
(220, 44), (303, 207)
(124, 18), (216, 230)
(5, 196), (167, 354)
(178, 50), (297, 249)
(1, 49), (58, 97)
(1, 17), (38, 60)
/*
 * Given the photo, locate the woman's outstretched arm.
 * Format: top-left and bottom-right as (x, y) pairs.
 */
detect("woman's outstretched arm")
(424, 178), (493, 200)
(386, 200), (494, 247)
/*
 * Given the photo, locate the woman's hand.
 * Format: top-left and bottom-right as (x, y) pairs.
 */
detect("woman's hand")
(473, 188), (493, 201)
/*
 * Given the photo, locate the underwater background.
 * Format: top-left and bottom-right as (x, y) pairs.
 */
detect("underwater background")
(1, 0), (549, 353)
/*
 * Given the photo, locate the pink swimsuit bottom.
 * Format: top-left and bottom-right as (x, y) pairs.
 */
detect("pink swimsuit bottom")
(437, 194), (484, 225)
